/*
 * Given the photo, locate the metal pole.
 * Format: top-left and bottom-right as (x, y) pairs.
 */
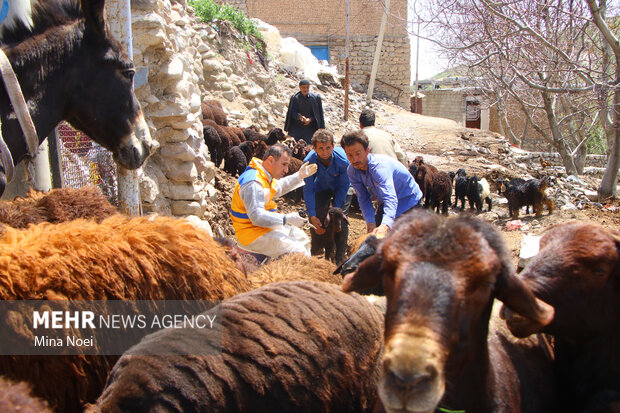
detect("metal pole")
(106, 0), (142, 216)
(367, 0), (391, 102)
(414, 21), (420, 113)
(344, 0), (350, 120)
(47, 128), (64, 189)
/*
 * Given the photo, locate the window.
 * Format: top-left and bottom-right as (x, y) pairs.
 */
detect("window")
(309, 46), (329, 63)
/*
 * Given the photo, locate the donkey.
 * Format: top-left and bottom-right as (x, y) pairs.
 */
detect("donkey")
(0, 0), (155, 195)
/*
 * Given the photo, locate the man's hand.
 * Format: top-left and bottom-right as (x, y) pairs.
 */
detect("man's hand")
(372, 224), (390, 238)
(366, 222), (376, 233)
(310, 216), (326, 234)
(299, 161), (317, 178)
(284, 212), (307, 228)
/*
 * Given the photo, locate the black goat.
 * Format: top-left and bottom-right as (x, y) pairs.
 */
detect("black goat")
(311, 207), (349, 263)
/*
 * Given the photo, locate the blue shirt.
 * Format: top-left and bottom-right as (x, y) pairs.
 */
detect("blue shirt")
(303, 147), (350, 218)
(348, 153), (422, 228)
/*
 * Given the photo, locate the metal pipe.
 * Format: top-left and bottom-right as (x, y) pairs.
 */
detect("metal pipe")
(414, 21), (420, 113)
(106, 0), (141, 216)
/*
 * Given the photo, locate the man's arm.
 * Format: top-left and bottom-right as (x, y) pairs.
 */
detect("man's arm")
(302, 157), (318, 218)
(239, 181), (285, 228)
(371, 163), (399, 228)
(348, 169), (375, 225)
(274, 173), (305, 198)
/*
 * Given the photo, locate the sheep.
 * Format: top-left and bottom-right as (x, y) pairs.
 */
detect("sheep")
(248, 253), (341, 288)
(466, 176), (492, 212)
(242, 125), (262, 141)
(253, 140), (268, 159)
(501, 222), (620, 413)
(88, 281), (384, 413)
(203, 124), (222, 167)
(334, 234), (383, 296)
(224, 146), (248, 177)
(500, 176), (554, 219)
(310, 207), (349, 262)
(292, 139), (312, 160)
(0, 186), (118, 228)
(0, 377), (52, 413)
(283, 157), (303, 202)
(343, 209), (557, 413)
(453, 168), (468, 210)
(414, 163), (436, 208)
(430, 171), (452, 215)
(214, 236), (260, 277)
(229, 127), (246, 144)
(238, 140), (256, 163)
(266, 127), (286, 145)
(201, 100), (228, 126)
(0, 215), (251, 413)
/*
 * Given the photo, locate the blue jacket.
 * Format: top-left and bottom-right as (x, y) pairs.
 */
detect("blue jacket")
(348, 153), (422, 228)
(303, 147), (350, 218)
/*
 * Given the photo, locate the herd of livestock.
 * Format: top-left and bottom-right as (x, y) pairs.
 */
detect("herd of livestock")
(0, 184), (616, 413)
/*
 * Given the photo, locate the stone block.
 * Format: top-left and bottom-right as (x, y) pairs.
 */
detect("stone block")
(171, 200), (202, 216)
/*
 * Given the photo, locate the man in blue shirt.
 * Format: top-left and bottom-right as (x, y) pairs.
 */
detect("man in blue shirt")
(341, 130), (423, 238)
(303, 129), (352, 263)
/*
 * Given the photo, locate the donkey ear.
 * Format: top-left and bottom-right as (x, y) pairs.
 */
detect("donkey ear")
(495, 268), (554, 337)
(82, 0), (106, 36)
(342, 254), (383, 293)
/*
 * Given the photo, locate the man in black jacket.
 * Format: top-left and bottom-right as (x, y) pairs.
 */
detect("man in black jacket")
(284, 79), (325, 144)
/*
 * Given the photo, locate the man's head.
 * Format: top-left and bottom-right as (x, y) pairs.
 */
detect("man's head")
(359, 109), (376, 128)
(311, 129), (335, 162)
(262, 144), (292, 179)
(341, 131), (370, 171)
(299, 79), (311, 97)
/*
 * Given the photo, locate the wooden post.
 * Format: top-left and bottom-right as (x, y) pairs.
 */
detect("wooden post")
(367, 0), (391, 102)
(344, 0), (350, 120)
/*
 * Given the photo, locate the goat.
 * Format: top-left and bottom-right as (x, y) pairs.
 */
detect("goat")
(414, 164), (436, 208)
(501, 222), (620, 413)
(430, 171), (452, 215)
(453, 168), (468, 210)
(310, 207), (349, 262)
(224, 146), (248, 177)
(343, 209), (556, 413)
(466, 176), (492, 212)
(500, 176), (554, 219)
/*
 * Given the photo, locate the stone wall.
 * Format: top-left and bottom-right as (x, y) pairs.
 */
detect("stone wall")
(420, 89), (466, 125)
(131, 0), (290, 221)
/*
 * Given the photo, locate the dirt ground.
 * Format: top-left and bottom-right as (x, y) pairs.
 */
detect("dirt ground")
(209, 103), (620, 266)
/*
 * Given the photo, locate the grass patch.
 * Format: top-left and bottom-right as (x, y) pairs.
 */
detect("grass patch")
(189, 0), (263, 49)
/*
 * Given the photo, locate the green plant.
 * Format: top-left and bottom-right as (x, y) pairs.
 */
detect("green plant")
(189, 0), (263, 42)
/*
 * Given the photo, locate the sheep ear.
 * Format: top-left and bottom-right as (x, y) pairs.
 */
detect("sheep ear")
(342, 254), (383, 293)
(495, 268), (554, 337)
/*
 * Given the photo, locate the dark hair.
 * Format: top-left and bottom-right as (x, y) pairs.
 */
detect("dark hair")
(299, 79), (311, 86)
(263, 143), (292, 161)
(359, 109), (376, 127)
(340, 130), (369, 150)
(311, 129), (334, 146)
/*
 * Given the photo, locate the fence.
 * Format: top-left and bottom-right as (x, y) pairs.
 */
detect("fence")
(56, 123), (118, 205)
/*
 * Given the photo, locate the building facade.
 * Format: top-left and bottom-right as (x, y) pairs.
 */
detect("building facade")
(228, 0), (411, 108)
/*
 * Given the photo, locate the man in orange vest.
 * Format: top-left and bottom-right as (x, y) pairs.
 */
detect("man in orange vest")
(230, 144), (317, 258)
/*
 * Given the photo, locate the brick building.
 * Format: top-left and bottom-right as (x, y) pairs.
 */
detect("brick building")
(227, 0), (411, 108)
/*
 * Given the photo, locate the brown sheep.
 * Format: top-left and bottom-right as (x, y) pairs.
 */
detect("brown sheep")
(414, 163), (436, 208)
(501, 222), (620, 412)
(201, 100), (228, 126)
(0, 186), (118, 228)
(343, 209), (556, 413)
(430, 171), (452, 215)
(0, 377), (53, 413)
(248, 253), (341, 288)
(229, 126), (246, 143)
(88, 281), (383, 413)
(0, 215), (251, 413)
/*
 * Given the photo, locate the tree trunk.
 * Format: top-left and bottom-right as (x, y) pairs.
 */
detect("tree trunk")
(541, 90), (578, 174)
(598, 68), (620, 198)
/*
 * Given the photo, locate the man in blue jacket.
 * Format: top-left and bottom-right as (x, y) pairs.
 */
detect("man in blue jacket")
(303, 129), (352, 264)
(341, 130), (423, 238)
(284, 79), (325, 144)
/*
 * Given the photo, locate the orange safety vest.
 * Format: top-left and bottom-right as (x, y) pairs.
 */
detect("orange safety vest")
(230, 158), (278, 245)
